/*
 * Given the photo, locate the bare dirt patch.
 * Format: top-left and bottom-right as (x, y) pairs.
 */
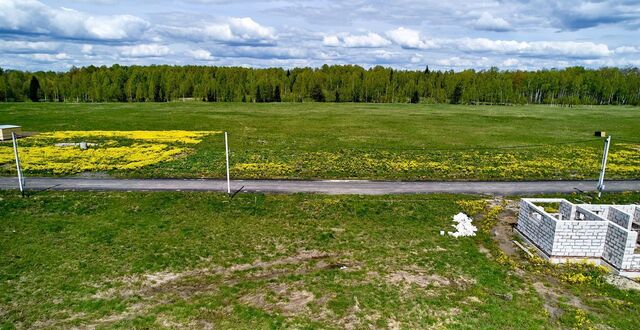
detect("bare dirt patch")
(386, 270), (451, 288)
(240, 284), (316, 317)
(488, 198), (519, 256)
(477, 244), (491, 258)
(280, 290), (315, 315)
(83, 249), (340, 328)
(532, 281), (590, 320)
(462, 296), (483, 304)
(228, 249), (333, 272)
(338, 296), (361, 330)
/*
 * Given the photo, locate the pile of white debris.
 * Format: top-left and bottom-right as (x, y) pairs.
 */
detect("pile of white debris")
(444, 212), (477, 237)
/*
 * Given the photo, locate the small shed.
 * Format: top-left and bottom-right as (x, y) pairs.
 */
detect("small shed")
(0, 125), (22, 141)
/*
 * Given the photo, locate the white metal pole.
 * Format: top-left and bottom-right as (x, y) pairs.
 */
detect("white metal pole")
(597, 135), (611, 197)
(225, 131), (231, 195)
(12, 132), (24, 196)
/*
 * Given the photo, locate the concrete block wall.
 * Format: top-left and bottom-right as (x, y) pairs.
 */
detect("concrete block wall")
(552, 221), (608, 257)
(607, 207), (632, 230)
(621, 230), (639, 268)
(559, 200), (574, 220)
(517, 200), (557, 255)
(622, 254), (640, 271)
(603, 224), (629, 267)
(612, 205), (637, 214)
(577, 204), (609, 218)
(519, 199), (640, 275)
(576, 206), (605, 221)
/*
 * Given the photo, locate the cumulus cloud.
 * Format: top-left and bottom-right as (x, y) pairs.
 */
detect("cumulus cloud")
(161, 17), (276, 45)
(0, 0), (150, 41)
(119, 44), (170, 58)
(472, 12), (512, 31)
(384, 27), (612, 58)
(323, 32), (391, 48)
(189, 49), (214, 60)
(386, 27), (437, 49)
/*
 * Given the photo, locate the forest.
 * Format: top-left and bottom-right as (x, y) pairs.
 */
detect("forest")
(1, 65), (639, 105)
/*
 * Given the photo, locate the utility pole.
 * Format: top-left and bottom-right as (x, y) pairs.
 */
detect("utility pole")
(597, 135), (611, 197)
(12, 132), (25, 197)
(225, 131), (231, 195)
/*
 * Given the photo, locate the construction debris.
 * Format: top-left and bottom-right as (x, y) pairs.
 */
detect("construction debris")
(447, 212), (477, 237)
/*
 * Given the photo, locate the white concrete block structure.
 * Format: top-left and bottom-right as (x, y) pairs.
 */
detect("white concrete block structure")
(0, 125), (21, 141)
(516, 198), (640, 277)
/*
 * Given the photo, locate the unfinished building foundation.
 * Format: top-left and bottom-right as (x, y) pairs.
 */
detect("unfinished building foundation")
(516, 198), (640, 277)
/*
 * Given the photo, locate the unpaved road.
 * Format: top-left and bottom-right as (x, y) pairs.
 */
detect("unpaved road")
(1, 177), (638, 195)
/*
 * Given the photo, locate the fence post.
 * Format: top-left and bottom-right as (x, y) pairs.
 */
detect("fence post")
(225, 131), (231, 195)
(11, 132), (25, 197)
(597, 135), (611, 197)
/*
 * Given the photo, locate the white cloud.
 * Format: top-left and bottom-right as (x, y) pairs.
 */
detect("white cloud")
(228, 17), (275, 40)
(0, 40), (60, 54)
(435, 56), (491, 68)
(472, 12), (512, 31)
(455, 38), (612, 58)
(384, 26), (612, 58)
(501, 58), (520, 67)
(119, 44), (170, 58)
(30, 52), (70, 62)
(189, 49), (214, 60)
(161, 17), (276, 44)
(386, 27), (436, 49)
(81, 44), (94, 54)
(614, 46), (640, 54)
(0, 0), (149, 41)
(322, 35), (341, 47)
(323, 32), (391, 48)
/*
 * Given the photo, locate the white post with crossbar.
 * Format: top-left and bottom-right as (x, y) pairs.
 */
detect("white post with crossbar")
(597, 135), (611, 197)
(11, 132), (25, 196)
(225, 131), (231, 194)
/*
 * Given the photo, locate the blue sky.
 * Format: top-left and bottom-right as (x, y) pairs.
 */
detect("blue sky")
(1, 0), (639, 71)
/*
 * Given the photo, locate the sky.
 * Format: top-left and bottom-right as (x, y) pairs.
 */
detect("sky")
(0, 0), (639, 72)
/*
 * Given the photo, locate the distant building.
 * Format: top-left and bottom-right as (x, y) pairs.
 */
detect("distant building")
(0, 125), (21, 141)
(517, 198), (640, 277)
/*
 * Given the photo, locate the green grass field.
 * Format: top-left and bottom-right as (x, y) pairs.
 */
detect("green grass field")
(1, 102), (639, 180)
(1, 191), (639, 329)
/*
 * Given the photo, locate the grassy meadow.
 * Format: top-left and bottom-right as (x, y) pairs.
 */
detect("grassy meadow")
(0, 102), (639, 180)
(1, 190), (640, 329)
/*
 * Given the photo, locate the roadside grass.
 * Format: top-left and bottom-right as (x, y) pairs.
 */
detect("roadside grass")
(2, 191), (640, 329)
(0, 102), (639, 180)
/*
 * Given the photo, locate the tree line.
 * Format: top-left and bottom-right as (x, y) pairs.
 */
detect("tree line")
(1, 64), (639, 105)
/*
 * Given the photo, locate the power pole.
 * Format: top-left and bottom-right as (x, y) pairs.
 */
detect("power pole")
(597, 135), (611, 197)
(12, 132), (25, 197)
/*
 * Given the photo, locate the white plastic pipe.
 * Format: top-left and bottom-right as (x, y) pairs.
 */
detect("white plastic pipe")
(12, 132), (24, 195)
(597, 136), (611, 197)
(225, 131), (230, 194)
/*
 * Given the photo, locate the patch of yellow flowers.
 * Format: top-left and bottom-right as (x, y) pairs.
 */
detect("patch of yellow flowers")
(230, 143), (640, 180)
(0, 130), (219, 174)
(38, 130), (216, 144)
